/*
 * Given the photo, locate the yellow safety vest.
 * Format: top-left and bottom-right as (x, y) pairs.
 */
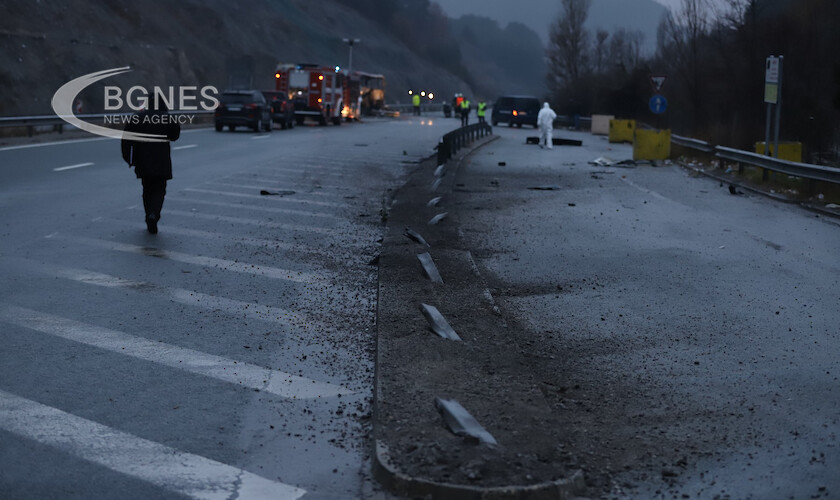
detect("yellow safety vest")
(477, 102), (486, 116)
(412, 94), (420, 106)
(461, 99), (470, 110)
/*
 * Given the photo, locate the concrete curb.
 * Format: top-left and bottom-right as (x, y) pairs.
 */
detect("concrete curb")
(373, 440), (585, 500)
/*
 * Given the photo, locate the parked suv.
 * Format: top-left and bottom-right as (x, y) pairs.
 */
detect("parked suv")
(215, 90), (271, 132)
(491, 95), (540, 128)
(261, 90), (295, 129)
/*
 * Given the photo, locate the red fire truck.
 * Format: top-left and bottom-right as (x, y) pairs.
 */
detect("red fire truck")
(275, 63), (349, 126)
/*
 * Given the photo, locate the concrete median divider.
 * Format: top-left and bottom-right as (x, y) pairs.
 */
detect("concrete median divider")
(373, 132), (585, 498)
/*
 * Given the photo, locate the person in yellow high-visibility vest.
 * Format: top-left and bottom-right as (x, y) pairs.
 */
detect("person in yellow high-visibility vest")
(477, 99), (487, 124)
(460, 98), (471, 127)
(412, 93), (421, 116)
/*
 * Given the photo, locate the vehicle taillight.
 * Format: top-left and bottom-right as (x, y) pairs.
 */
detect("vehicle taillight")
(246, 103), (259, 109)
(512, 110), (518, 116)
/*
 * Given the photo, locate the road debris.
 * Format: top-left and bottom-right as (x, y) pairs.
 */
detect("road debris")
(435, 398), (497, 445)
(417, 252), (443, 283)
(403, 227), (430, 247)
(528, 185), (562, 191)
(259, 190), (295, 196)
(420, 304), (461, 340)
(526, 136), (583, 146)
(428, 212), (448, 225)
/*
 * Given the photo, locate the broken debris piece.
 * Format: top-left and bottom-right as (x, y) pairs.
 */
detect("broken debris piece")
(417, 252), (443, 283)
(526, 136), (583, 146)
(528, 185), (562, 191)
(435, 398), (497, 445)
(420, 304), (461, 340)
(728, 184), (744, 195)
(403, 227), (431, 247)
(428, 212), (448, 225)
(260, 190), (296, 196)
(427, 196), (442, 207)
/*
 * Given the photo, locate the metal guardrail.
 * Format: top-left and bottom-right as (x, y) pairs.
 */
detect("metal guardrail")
(436, 122), (493, 166)
(715, 146), (840, 184)
(672, 133), (840, 185)
(0, 110), (214, 136)
(671, 133), (715, 153)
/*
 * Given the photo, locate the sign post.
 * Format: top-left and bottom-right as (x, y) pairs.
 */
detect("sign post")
(763, 56), (783, 159)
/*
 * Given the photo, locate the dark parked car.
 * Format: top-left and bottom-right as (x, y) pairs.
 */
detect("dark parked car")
(215, 90), (272, 132)
(261, 90), (295, 129)
(491, 95), (540, 128)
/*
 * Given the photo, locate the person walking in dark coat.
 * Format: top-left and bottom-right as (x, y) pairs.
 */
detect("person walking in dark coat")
(121, 102), (180, 234)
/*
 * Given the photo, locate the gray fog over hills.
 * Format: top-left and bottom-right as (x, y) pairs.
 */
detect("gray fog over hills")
(434, 0), (669, 53)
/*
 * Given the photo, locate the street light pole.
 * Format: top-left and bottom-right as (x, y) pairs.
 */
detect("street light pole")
(341, 38), (360, 73)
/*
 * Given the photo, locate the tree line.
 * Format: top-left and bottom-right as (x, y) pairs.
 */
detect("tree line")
(547, 0), (840, 165)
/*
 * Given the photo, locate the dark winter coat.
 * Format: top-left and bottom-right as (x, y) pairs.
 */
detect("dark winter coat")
(121, 107), (180, 179)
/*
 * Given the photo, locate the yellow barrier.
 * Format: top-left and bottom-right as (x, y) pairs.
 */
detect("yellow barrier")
(609, 119), (635, 143)
(633, 129), (671, 161)
(754, 142), (802, 163)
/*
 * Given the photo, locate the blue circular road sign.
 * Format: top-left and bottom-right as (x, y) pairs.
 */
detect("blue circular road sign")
(649, 94), (668, 114)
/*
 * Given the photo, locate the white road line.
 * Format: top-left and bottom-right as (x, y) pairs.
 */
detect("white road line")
(220, 176), (353, 191)
(0, 389), (307, 500)
(172, 144), (198, 150)
(253, 168), (349, 177)
(92, 219), (369, 253)
(183, 188), (343, 208)
(252, 134), (270, 140)
(165, 209), (334, 234)
(0, 136), (109, 152)
(50, 266), (322, 332)
(53, 162), (93, 172)
(619, 176), (678, 204)
(209, 181), (337, 196)
(171, 191), (341, 216)
(0, 304), (352, 399)
(59, 234), (329, 284)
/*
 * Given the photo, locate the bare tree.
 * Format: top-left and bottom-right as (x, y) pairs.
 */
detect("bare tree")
(546, 0), (592, 93)
(594, 29), (610, 74)
(609, 28), (645, 74)
(657, 0), (711, 130)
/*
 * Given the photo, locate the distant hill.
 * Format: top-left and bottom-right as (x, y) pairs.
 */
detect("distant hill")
(449, 16), (547, 99)
(434, 0), (668, 54)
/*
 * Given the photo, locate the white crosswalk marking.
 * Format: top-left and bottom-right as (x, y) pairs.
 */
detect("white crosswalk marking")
(183, 188), (343, 207)
(0, 304), (352, 399)
(171, 192), (342, 215)
(166, 209), (335, 234)
(43, 266), (323, 332)
(0, 389), (307, 500)
(209, 181), (339, 196)
(55, 234), (331, 284)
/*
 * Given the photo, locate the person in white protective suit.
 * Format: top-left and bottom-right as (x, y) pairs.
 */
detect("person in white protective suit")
(537, 102), (557, 149)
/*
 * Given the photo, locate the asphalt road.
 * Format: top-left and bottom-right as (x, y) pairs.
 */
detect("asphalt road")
(452, 126), (839, 499)
(0, 115), (451, 499)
